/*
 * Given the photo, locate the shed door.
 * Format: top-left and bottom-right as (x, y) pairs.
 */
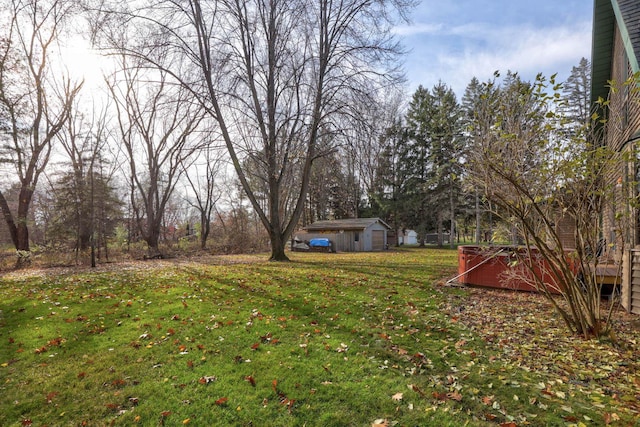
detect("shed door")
(371, 230), (385, 251)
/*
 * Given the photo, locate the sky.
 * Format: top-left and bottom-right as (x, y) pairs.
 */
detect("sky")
(55, 0), (594, 106)
(395, 0), (594, 97)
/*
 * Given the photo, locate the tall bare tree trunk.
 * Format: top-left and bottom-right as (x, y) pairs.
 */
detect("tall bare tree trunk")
(0, 192), (18, 249)
(15, 188), (33, 252)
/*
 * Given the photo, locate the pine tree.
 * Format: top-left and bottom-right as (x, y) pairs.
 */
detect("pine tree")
(563, 57), (592, 130)
(402, 83), (463, 246)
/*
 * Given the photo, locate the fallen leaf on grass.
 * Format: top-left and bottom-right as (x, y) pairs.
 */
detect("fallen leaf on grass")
(455, 339), (467, 349)
(541, 388), (554, 397)
(279, 394), (295, 410)
(111, 378), (126, 387)
(604, 412), (620, 425)
(215, 397), (228, 406)
(245, 375), (256, 387)
(372, 419), (389, 427)
(48, 337), (64, 347)
(448, 391), (463, 401)
(271, 379), (295, 413)
(391, 392), (403, 401)
(408, 384), (426, 397)
(336, 343), (348, 353)
(198, 375), (217, 384)
(432, 391), (447, 401)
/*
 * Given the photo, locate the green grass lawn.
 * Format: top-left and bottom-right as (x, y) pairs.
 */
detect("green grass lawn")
(0, 248), (638, 426)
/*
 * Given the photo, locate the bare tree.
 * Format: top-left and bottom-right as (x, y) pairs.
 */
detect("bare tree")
(93, 0), (413, 260)
(0, 0), (82, 266)
(182, 142), (225, 250)
(48, 96), (122, 265)
(343, 87), (406, 217)
(107, 59), (205, 258)
(56, 99), (106, 248)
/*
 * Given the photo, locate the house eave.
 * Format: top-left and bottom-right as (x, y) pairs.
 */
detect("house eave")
(591, 0), (616, 106)
(591, 0), (640, 106)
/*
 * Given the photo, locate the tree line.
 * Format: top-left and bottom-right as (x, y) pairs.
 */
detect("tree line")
(369, 60), (591, 249)
(0, 0), (592, 267)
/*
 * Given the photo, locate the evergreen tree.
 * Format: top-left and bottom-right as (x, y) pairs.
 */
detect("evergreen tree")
(402, 85), (433, 244)
(563, 58), (592, 130)
(48, 166), (122, 255)
(402, 82), (463, 246)
(425, 82), (463, 246)
(370, 117), (409, 245)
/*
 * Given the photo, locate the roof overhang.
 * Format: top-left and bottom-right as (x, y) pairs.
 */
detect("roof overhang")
(591, 0), (616, 106)
(591, 0), (640, 106)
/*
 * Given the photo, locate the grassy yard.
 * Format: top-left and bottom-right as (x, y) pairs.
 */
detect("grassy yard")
(0, 248), (638, 426)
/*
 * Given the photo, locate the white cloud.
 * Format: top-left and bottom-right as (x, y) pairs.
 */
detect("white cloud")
(393, 22), (445, 36)
(401, 20), (592, 96)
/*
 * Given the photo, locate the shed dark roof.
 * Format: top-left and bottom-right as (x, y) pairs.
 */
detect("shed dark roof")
(591, 0), (640, 105)
(304, 218), (391, 231)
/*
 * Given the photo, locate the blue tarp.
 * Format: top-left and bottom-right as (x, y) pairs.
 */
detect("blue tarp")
(309, 238), (331, 247)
